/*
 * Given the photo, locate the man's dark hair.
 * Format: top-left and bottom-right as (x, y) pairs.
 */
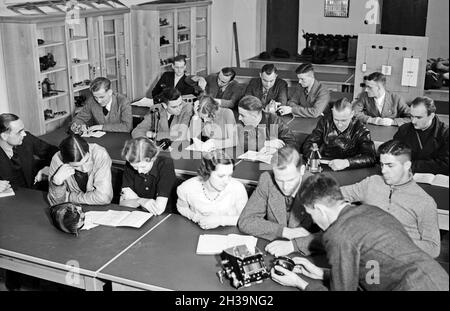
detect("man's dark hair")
(221, 67), (236, 81)
(378, 140), (412, 161)
(90, 77), (111, 93)
(411, 96), (436, 116)
(365, 72), (386, 86)
(295, 63), (314, 75)
(161, 87), (182, 103)
(238, 95), (263, 112)
(173, 55), (187, 65)
(299, 174), (344, 208)
(261, 63), (277, 75)
(59, 134), (89, 163)
(0, 113), (19, 134)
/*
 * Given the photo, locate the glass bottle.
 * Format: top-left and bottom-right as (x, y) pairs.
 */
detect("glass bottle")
(308, 143), (322, 173)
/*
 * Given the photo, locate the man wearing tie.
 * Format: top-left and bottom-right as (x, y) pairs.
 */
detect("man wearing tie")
(278, 63), (330, 118)
(70, 77), (132, 134)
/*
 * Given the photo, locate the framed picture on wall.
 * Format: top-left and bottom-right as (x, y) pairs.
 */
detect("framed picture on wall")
(324, 0), (350, 18)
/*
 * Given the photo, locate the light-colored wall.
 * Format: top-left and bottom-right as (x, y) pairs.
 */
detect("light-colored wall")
(426, 0), (449, 59)
(297, 0), (380, 53)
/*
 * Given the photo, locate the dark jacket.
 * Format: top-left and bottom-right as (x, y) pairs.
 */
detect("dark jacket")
(239, 112), (297, 152)
(148, 72), (196, 101)
(394, 116), (449, 175)
(0, 132), (59, 189)
(302, 115), (376, 169)
(245, 77), (288, 107)
(205, 73), (244, 109)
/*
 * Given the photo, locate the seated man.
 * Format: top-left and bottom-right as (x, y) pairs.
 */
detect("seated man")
(148, 55), (196, 102)
(132, 87), (193, 141)
(0, 113), (58, 191)
(278, 63), (330, 118)
(271, 174), (449, 291)
(237, 95), (296, 152)
(341, 140), (440, 258)
(194, 67), (243, 109)
(354, 72), (410, 127)
(302, 98), (376, 171)
(394, 96), (449, 175)
(245, 64), (288, 110)
(70, 77), (132, 133)
(238, 146), (322, 257)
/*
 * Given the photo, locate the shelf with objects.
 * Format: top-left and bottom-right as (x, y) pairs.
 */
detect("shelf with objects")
(0, 0), (130, 135)
(130, 0), (212, 100)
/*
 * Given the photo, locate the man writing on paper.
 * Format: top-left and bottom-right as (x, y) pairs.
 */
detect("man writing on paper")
(70, 77), (132, 134)
(394, 97), (449, 175)
(238, 146), (322, 257)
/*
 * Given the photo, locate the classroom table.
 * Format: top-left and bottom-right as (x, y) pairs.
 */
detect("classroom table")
(0, 188), (170, 291)
(96, 214), (326, 291)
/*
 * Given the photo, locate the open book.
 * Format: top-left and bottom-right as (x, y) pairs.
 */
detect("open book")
(131, 97), (154, 107)
(414, 173), (449, 188)
(81, 131), (106, 138)
(196, 234), (258, 255)
(238, 147), (276, 165)
(93, 210), (152, 228)
(0, 188), (15, 198)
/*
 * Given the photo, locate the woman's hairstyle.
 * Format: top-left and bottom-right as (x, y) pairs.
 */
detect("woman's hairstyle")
(0, 113), (19, 135)
(198, 150), (235, 181)
(59, 134), (89, 163)
(49, 202), (85, 236)
(121, 137), (159, 163)
(197, 95), (219, 119)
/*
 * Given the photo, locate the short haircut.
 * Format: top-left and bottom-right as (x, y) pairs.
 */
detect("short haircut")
(161, 87), (182, 103)
(261, 63), (277, 75)
(378, 140), (412, 161)
(90, 77), (111, 93)
(365, 72), (386, 86)
(197, 95), (219, 119)
(332, 97), (354, 112)
(59, 134), (89, 163)
(299, 174), (344, 208)
(271, 146), (303, 170)
(221, 67), (236, 80)
(173, 55), (187, 65)
(198, 150), (235, 181)
(238, 95), (263, 112)
(295, 63), (314, 75)
(0, 113), (19, 134)
(122, 137), (159, 163)
(411, 96), (436, 116)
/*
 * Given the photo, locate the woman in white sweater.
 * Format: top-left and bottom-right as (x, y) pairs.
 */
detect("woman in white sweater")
(176, 150), (248, 229)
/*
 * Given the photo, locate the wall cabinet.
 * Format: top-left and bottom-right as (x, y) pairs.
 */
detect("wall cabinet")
(0, 3), (131, 135)
(131, 0), (212, 100)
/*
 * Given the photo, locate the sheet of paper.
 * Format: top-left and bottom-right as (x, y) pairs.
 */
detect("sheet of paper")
(82, 131), (106, 138)
(131, 97), (154, 107)
(226, 234), (258, 254)
(319, 159), (331, 165)
(81, 211), (103, 230)
(401, 58), (420, 87)
(196, 234), (228, 255)
(413, 173), (436, 185)
(432, 174), (449, 188)
(0, 188), (15, 198)
(238, 150), (273, 165)
(118, 211), (152, 228)
(94, 210), (130, 227)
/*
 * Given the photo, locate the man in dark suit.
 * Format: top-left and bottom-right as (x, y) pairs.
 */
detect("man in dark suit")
(0, 113), (59, 191)
(148, 55), (196, 102)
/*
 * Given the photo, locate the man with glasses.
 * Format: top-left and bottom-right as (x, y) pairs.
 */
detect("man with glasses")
(244, 64), (288, 111)
(132, 87), (193, 141)
(393, 96), (449, 174)
(302, 98), (376, 171)
(192, 67), (243, 109)
(149, 55), (196, 103)
(70, 77), (132, 134)
(354, 72), (410, 127)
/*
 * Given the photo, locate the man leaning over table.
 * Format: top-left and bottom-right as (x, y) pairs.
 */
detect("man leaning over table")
(238, 146), (322, 257)
(354, 72), (410, 127)
(340, 140), (440, 258)
(70, 77), (132, 134)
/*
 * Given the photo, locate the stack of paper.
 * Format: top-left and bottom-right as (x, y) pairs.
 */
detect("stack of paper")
(196, 234), (258, 255)
(81, 131), (106, 138)
(414, 173), (449, 188)
(92, 210), (152, 228)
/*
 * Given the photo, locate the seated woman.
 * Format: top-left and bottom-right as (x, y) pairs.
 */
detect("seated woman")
(120, 137), (177, 215)
(189, 95), (237, 151)
(176, 150), (248, 229)
(48, 134), (113, 205)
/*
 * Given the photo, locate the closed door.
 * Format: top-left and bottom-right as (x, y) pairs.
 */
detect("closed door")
(381, 0), (428, 36)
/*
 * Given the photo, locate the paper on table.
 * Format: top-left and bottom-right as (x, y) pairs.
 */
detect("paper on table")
(238, 150), (273, 165)
(81, 211), (103, 230)
(185, 141), (215, 152)
(93, 210), (152, 228)
(132, 97), (154, 107)
(196, 234), (258, 255)
(82, 131), (106, 138)
(0, 188), (15, 198)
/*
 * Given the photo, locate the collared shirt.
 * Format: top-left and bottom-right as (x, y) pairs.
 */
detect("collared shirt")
(0, 141), (14, 159)
(121, 155), (177, 199)
(375, 92), (386, 114)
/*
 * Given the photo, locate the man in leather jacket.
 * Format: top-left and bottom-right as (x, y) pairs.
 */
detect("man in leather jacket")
(302, 98), (376, 171)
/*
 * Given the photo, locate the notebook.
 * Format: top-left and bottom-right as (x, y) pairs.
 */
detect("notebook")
(196, 234), (258, 255)
(93, 210), (152, 228)
(413, 173), (449, 188)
